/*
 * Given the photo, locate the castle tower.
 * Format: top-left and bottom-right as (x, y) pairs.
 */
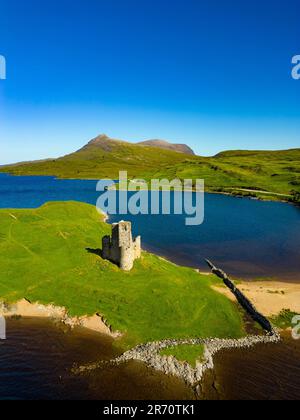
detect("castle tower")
(102, 221), (141, 271)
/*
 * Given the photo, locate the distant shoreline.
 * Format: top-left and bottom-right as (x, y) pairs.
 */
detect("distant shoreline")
(0, 171), (296, 206)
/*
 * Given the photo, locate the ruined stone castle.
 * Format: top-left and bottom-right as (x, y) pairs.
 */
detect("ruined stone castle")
(102, 221), (141, 271)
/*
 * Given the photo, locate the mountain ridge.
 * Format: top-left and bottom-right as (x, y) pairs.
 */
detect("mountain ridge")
(137, 139), (195, 155)
(77, 134), (196, 156)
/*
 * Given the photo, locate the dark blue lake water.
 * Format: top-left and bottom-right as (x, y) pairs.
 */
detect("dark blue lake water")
(1, 173), (300, 281)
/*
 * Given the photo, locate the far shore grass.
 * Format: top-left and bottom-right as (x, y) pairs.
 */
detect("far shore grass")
(0, 201), (245, 352)
(1, 141), (300, 204)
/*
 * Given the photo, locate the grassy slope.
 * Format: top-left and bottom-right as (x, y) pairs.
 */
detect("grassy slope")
(0, 201), (244, 350)
(0, 137), (197, 180)
(1, 139), (299, 200)
(157, 149), (300, 199)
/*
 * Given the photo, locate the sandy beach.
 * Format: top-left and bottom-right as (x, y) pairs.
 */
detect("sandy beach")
(0, 299), (120, 338)
(212, 281), (300, 317)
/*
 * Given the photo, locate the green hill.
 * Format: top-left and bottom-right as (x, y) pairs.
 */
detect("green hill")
(0, 134), (198, 180)
(0, 201), (244, 350)
(1, 135), (299, 201)
(154, 148), (300, 201)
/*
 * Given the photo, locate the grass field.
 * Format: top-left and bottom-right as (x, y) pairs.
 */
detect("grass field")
(0, 201), (245, 351)
(160, 344), (205, 368)
(154, 149), (300, 202)
(1, 136), (300, 203)
(271, 309), (299, 329)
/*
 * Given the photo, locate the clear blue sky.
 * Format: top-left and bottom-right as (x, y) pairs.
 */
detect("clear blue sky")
(0, 0), (299, 163)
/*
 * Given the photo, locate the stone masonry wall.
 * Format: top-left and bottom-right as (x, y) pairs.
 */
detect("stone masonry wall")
(102, 221), (141, 271)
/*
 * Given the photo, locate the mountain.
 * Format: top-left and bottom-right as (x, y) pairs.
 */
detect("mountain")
(138, 139), (195, 155)
(77, 134), (128, 153)
(1, 134), (299, 202)
(0, 134), (197, 179)
(77, 135), (195, 155)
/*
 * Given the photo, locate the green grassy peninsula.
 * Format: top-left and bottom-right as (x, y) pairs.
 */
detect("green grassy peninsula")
(0, 201), (245, 351)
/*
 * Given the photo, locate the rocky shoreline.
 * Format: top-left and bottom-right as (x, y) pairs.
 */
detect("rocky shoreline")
(0, 258), (283, 393)
(2, 299), (281, 392)
(0, 299), (121, 338)
(75, 260), (282, 391)
(1, 290), (282, 394)
(75, 331), (281, 390)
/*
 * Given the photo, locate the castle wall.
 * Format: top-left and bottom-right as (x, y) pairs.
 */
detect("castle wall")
(120, 246), (134, 271)
(102, 222), (141, 271)
(207, 260), (274, 334)
(134, 236), (141, 259)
